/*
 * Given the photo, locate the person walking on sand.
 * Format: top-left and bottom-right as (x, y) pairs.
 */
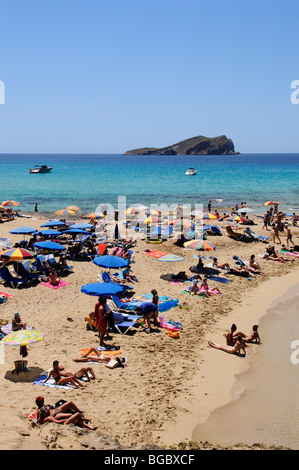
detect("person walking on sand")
(286, 225), (295, 248)
(272, 224), (281, 244)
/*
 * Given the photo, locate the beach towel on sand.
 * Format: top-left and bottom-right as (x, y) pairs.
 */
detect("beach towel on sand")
(143, 250), (169, 258)
(34, 371), (76, 389)
(41, 280), (69, 289)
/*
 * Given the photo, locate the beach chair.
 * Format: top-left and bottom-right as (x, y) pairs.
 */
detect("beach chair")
(161, 226), (173, 240)
(0, 267), (29, 288)
(101, 272), (134, 291)
(13, 262), (41, 281)
(147, 226), (162, 240)
(114, 320), (137, 335)
(244, 227), (269, 243)
(225, 225), (250, 242)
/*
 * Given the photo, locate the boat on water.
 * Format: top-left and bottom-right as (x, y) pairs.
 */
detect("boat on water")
(29, 165), (53, 174)
(185, 168), (197, 176)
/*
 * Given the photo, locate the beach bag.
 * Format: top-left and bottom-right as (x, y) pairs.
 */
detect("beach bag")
(0, 296), (6, 304)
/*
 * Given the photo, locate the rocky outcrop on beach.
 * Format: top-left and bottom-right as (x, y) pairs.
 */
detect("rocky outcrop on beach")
(124, 135), (240, 156)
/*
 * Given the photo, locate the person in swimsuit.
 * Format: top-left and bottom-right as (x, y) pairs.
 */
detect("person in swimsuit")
(43, 361), (84, 388)
(208, 335), (247, 357)
(233, 325), (261, 344)
(224, 324), (237, 346)
(94, 295), (115, 347)
(37, 406), (97, 430)
(57, 362), (96, 382)
(199, 278), (222, 297)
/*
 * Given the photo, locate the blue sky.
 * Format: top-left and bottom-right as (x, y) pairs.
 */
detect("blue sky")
(1, 0), (299, 153)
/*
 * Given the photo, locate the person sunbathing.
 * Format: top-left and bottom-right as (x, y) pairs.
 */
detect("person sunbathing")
(208, 336), (247, 357)
(49, 268), (61, 286)
(72, 348), (122, 364)
(264, 247), (288, 263)
(37, 406), (97, 430)
(249, 255), (263, 274)
(199, 278), (222, 297)
(43, 361), (84, 388)
(54, 361), (96, 382)
(226, 266), (250, 277)
(212, 257), (230, 269)
(234, 325), (261, 344)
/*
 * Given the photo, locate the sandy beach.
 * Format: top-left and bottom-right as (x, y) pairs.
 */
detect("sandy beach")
(0, 211), (298, 450)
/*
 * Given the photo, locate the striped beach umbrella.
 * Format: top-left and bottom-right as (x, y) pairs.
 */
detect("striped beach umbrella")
(1, 200), (20, 207)
(124, 208), (139, 215)
(196, 212), (218, 220)
(0, 247), (36, 260)
(139, 216), (160, 224)
(81, 212), (105, 219)
(56, 209), (77, 216)
(157, 254), (184, 262)
(66, 206), (81, 211)
(2, 329), (44, 347)
(183, 239), (216, 251)
(225, 216), (247, 223)
(263, 201), (281, 206)
(169, 219), (195, 227)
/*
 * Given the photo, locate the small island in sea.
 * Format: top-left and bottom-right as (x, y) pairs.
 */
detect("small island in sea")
(124, 134), (240, 156)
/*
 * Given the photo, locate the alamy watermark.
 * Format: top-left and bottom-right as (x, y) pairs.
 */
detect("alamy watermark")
(290, 80), (299, 104)
(0, 80), (5, 104)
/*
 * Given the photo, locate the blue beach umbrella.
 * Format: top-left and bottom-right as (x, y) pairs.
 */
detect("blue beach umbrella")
(93, 255), (128, 269)
(68, 223), (92, 230)
(9, 226), (38, 235)
(81, 282), (124, 296)
(33, 241), (66, 251)
(63, 229), (90, 235)
(40, 229), (63, 236)
(40, 220), (67, 228)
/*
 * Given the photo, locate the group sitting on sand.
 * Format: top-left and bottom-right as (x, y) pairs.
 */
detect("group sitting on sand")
(43, 360), (96, 388)
(208, 324), (261, 357)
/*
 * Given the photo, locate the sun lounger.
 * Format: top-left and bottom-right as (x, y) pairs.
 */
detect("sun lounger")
(13, 262), (41, 281)
(114, 320), (137, 335)
(244, 227), (269, 242)
(101, 272), (133, 290)
(225, 225), (251, 242)
(0, 267), (29, 288)
(161, 226), (173, 239)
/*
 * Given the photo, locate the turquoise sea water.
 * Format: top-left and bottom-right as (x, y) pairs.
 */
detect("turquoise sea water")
(0, 153), (299, 214)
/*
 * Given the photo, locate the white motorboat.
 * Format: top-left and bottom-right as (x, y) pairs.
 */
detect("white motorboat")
(29, 165), (53, 174)
(185, 168), (197, 176)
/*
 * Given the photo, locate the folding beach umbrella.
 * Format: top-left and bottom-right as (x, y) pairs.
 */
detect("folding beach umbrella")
(236, 208), (254, 214)
(40, 220), (67, 228)
(56, 209), (76, 216)
(63, 229), (90, 235)
(113, 224), (120, 240)
(170, 219), (195, 227)
(9, 226), (38, 235)
(263, 201), (281, 206)
(81, 212), (105, 219)
(157, 254), (185, 262)
(2, 329), (44, 347)
(81, 282), (124, 297)
(93, 255), (128, 269)
(39, 229), (63, 236)
(196, 212), (218, 220)
(0, 247), (36, 260)
(124, 208), (139, 215)
(33, 241), (66, 251)
(2, 200), (20, 207)
(2, 329), (44, 371)
(66, 206), (81, 211)
(183, 240), (216, 251)
(68, 223), (92, 230)
(225, 216), (247, 223)
(139, 216), (160, 225)
(145, 209), (162, 216)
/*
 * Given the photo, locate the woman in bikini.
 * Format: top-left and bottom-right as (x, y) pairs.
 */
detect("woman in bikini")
(208, 335), (248, 357)
(43, 361), (84, 388)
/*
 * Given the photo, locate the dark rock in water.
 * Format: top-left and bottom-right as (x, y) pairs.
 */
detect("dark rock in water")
(124, 135), (240, 156)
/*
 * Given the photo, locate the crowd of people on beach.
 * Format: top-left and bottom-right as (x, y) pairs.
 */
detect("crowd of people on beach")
(1, 200), (299, 434)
